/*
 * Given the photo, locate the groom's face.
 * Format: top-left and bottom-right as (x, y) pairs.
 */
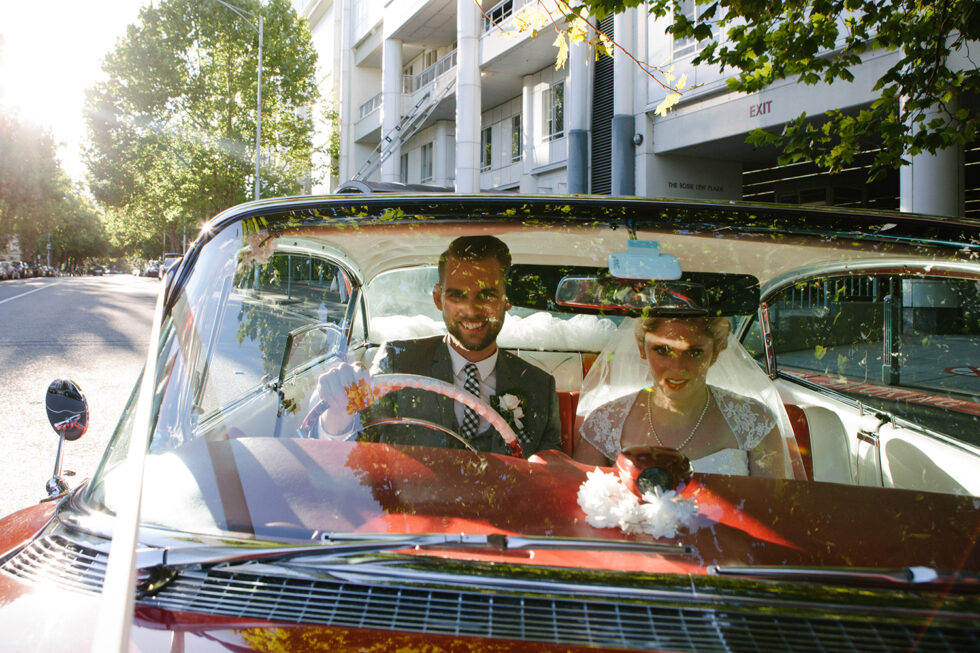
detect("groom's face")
(433, 256), (511, 360)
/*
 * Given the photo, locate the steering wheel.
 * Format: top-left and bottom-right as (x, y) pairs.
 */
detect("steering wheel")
(302, 373), (524, 458)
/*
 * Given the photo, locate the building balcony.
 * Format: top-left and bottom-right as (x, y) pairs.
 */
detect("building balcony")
(355, 93), (382, 143)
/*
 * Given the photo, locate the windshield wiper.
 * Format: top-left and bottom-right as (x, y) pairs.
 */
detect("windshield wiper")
(316, 532), (698, 557)
(137, 532), (696, 571)
(709, 564), (979, 589)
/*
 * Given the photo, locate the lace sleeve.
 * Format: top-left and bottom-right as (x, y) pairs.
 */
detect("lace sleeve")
(579, 393), (636, 461)
(712, 386), (777, 451)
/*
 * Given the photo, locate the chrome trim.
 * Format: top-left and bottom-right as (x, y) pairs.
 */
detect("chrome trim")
(856, 430), (880, 446)
(759, 301), (777, 379)
(759, 259), (980, 305)
(709, 564), (951, 585)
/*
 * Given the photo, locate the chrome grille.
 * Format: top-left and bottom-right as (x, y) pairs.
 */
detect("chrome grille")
(147, 569), (980, 651)
(1, 534), (107, 594)
(3, 535), (977, 652)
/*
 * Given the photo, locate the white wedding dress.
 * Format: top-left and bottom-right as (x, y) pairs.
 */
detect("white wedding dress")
(579, 386), (777, 475)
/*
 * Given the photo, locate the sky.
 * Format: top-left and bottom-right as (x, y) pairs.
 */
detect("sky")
(0, 1), (148, 183)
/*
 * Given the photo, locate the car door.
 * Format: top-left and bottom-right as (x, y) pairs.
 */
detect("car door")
(740, 262), (980, 496)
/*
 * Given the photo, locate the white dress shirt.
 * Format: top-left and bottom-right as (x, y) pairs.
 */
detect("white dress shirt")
(446, 342), (498, 432)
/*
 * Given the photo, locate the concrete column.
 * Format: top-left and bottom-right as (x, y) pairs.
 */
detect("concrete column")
(612, 9), (635, 196)
(520, 75), (537, 193)
(338, 0), (354, 184)
(455, 0), (482, 192)
(434, 121), (452, 188)
(900, 102), (964, 217)
(380, 37), (403, 183)
(567, 25), (591, 194)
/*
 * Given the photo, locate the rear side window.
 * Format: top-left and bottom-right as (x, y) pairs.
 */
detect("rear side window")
(743, 273), (980, 447)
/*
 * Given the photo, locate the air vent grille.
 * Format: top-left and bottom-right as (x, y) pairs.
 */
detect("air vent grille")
(2, 534), (107, 594)
(3, 535), (977, 652)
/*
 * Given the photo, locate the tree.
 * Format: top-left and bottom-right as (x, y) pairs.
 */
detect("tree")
(0, 112), (109, 265)
(84, 0), (320, 255)
(0, 114), (62, 254)
(550, 0), (979, 177)
(52, 189), (109, 269)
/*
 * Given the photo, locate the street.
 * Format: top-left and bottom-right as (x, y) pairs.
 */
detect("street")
(0, 273), (158, 518)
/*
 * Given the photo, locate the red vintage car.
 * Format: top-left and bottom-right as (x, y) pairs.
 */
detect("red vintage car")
(1, 194), (978, 651)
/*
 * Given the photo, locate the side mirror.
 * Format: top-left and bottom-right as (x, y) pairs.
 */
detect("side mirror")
(44, 379), (89, 499)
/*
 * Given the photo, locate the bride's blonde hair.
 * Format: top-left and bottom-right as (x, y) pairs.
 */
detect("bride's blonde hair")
(634, 316), (731, 355)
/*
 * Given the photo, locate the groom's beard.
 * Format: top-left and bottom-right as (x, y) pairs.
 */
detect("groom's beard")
(446, 315), (504, 352)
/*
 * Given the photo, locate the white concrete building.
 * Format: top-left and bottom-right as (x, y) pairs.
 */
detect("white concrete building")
(297, 0), (977, 218)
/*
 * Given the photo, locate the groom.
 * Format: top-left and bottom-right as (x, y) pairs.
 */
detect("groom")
(314, 235), (561, 457)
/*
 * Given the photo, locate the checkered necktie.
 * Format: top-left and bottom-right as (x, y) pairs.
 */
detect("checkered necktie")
(460, 362), (481, 439)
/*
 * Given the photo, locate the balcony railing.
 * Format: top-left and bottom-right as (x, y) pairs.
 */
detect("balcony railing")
(482, 0), (530, 32)
(403, 50), (457, 94)
(358, 93), (382, 120)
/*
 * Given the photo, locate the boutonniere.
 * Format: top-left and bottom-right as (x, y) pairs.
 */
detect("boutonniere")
(491, 391), (527, 436)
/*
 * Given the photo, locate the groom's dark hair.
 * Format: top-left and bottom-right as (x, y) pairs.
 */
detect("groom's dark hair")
(438, 235), (512, 284)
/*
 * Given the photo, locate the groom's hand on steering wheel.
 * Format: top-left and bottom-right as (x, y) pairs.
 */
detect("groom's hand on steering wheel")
(315, 361), (375, 437)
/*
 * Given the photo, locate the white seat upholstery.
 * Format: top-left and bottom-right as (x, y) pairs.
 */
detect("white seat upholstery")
(512, 350), (584, 393)
(800, 405), (854, 484)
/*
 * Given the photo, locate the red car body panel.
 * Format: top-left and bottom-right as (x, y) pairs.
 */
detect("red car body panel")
(1, 440), (977, 651)
(133, 438), (978, 574)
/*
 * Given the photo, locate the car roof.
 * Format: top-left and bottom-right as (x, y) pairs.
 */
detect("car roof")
(168, 194), (980, 311)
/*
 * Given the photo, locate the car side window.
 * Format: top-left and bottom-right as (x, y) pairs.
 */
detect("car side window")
(743, 272), (980, 447)
(234, 252), (355, 379)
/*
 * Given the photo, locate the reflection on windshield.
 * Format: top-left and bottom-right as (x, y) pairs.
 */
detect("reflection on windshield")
(234, 253), (354, 380)
(82, 209), (980, 558)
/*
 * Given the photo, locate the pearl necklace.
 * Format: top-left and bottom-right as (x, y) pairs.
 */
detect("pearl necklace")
(646, 389), (710, 451)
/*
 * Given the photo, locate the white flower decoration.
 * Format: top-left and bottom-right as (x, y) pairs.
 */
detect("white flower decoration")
(499, 393), (521, 411)
(496, 393), (525, 430)
(576, 468), (699, 539)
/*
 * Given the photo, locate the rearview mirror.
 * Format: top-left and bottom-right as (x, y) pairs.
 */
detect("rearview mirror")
(507, 265), (760, 317)
(556, 277), (711, 315)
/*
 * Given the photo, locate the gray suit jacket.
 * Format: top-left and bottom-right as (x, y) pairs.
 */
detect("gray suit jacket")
(359, 335), (561, 457)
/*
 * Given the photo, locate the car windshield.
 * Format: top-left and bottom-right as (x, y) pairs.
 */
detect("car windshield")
(83, 198), (980, 573)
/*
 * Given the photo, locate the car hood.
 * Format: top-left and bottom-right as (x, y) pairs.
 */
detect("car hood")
(3, 443), (978, 651)
(120, 438), (980, 574)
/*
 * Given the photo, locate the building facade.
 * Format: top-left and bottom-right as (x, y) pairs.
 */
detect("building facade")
(297, 0), (977, 219)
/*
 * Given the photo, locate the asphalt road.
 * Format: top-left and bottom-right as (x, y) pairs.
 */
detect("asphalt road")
(0, 273), (159, 518)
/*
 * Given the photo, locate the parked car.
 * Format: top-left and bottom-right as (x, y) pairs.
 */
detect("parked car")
(1, 195), (978, 651)
(141, 261), (160, 277)
(160, 252), (182, 278)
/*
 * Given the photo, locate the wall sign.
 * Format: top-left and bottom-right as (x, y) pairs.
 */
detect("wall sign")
(667, 181), (724, 192)
(750, 100), (772, 117)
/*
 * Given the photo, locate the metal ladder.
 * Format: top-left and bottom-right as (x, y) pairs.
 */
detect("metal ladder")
(352, 76), (457, 181)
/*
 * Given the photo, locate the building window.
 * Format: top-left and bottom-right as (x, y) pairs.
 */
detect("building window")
(511, 115), (522, 162)
(546, 81), (564, 141)
(481, 126), (493, 171)
(420, 142), (433, 182)
(399, 153), (409, 184)
(483, 0), (514, 32)
(673, 0), (718, 58)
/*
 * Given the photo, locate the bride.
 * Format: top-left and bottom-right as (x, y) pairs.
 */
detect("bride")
(573, 315), (804, 479)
